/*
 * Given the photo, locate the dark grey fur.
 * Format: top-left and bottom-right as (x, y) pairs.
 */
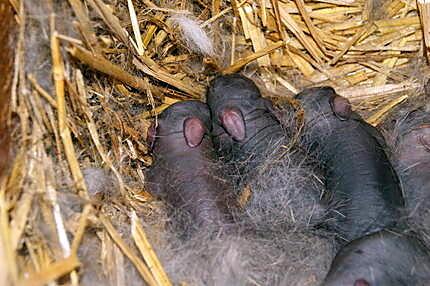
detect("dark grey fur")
(207, 74), (285, 174)
(323, 230), (430, 286)
(296, 87), (404, 243)
(207, 74), (327, 231)
(145, 100), (234, 235)
(390, 106), (430, 245)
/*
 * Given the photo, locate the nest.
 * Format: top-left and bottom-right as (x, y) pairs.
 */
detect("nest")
(1, 0), (430, 285)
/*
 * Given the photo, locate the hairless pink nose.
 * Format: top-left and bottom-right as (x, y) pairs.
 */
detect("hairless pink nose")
(219, 108), (246, 141)
(354, 278), (370, 286)
(330, 95), (352, 120)
(184, 117), (206, 148)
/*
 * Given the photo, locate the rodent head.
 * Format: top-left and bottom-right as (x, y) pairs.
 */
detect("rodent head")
(323, 231), (427, 286)
(395, 109), (430, 169)
(295, 86), (352, 123)
(207, 73), (276, 143)
(147, 100), (211, 155)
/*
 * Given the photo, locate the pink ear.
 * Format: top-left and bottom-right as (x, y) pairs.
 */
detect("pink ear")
(183, 117), (206, 148)
(330, 95), (352, 120)
(147, 122), (157, 150)
(220, 108), (246, 141)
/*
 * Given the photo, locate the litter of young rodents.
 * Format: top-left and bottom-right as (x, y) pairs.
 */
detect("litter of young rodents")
(2, 0), (430, 285)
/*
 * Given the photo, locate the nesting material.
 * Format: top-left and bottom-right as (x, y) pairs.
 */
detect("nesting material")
(170, 14), (215, 57)
(2, 0), (430, 285)
(148, 225), (335, 286)
(418, 0), (430, 61)
(236, 138), (327, 234)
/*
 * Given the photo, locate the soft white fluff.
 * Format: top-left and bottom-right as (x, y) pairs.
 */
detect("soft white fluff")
(170, 14), (215, 57)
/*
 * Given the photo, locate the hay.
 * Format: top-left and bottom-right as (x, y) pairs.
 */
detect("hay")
(1, 0), (430, 285)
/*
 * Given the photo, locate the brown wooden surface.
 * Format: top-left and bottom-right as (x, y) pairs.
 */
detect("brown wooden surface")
(0, 2), (14, 177)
